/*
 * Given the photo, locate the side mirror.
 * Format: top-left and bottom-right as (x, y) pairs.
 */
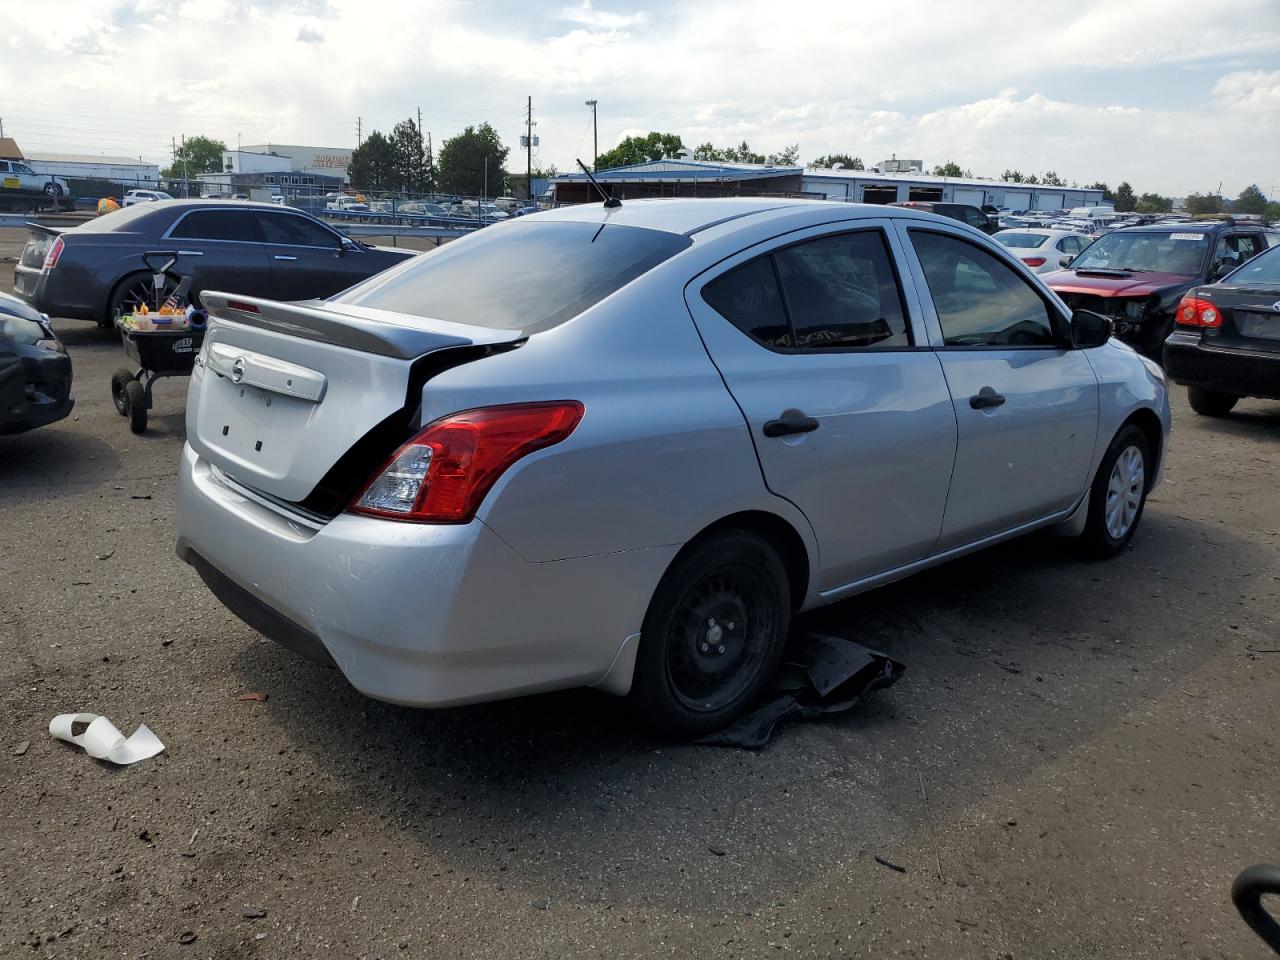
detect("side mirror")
(338, 237), (357, 256)
(1070, 308), (1111, 349)
(1059, 255), (1075, 268)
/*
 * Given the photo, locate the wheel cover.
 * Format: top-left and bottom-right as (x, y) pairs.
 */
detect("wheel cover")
(1105, 444), (1145, 540)
(665, 567), (777, 714)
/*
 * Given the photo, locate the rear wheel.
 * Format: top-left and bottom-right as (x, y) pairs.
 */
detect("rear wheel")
(107, 272), (177, 327)
(1080, 424), (1150, 559)
(1187, 386), (1238, 417)
(43, 182), (61, 198)
(124, 380), (147, 434)
(630, 530), (790, 739)
(110, 369), (135, 416)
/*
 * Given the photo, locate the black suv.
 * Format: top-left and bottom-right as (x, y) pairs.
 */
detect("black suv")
(890, 201), (996, 234)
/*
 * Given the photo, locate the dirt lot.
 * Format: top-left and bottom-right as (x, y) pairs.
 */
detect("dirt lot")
(1, 230), (1278, 959)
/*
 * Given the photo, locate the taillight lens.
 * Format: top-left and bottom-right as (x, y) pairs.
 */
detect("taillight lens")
(349, 401), (584, 523)
(44, 236), (64, 270)
(1021, 257), (1046, 267)
(1176, 295), (1221, 328)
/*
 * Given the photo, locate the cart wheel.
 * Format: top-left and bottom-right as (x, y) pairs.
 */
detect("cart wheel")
(110, 368), (135, 416)
(124, 380), (147, 434)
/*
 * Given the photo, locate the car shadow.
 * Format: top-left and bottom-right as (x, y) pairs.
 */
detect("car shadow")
(1199, 400), (1280, 437)
(226, 508), (1266, 910)
(0, 427), (121, 502)
(51, 321), (118, 349)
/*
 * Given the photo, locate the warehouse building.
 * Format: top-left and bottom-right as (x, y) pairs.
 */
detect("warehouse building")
(802, 167), (1104, 211)
(19, 152), (159, 187)
(222, 144), (354, 182)
(552, 157), (806, 203)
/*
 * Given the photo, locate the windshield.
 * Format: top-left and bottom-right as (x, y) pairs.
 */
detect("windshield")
(1072, 230), (1208, 275)
(338, 220), (692, 334)
(996, 232), (1048, 249)
(1224, 244), (1280, 285)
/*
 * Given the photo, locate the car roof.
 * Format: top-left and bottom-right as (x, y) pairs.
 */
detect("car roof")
(1117, 220), (1235, 233)
(531, 197), (937, 236)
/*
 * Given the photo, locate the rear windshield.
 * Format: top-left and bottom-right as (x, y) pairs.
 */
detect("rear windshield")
(337, 221), (692, 333)
(74, 203), (164, 233)
(1073, 230), (1209, 275)
(1225, 244), (1280, 285)
(996, 232), (1049, 249)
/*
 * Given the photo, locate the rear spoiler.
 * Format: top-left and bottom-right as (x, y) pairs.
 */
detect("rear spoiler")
(24, 222), (66, 237)
(200, 291), (522, 360)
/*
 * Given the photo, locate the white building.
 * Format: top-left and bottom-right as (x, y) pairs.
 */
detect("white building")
(23, 153), (159, 186)
(223, 144), (354, 183)
(802, 167), (1104, 211)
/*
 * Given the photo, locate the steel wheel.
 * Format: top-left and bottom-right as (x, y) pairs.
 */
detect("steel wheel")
(1104, 444), (1145, 540)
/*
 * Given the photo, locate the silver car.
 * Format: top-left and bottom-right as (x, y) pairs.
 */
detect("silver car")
(176, 198), (1170, 737)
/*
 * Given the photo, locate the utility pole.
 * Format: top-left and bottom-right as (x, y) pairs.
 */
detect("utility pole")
(356, 116), (362, 147)
(0, 117), (5, 138)
(526, 96), (533, 201)
(181, 134), (188, 198)
(426, 131), (433, 195)
(584, 100), (598, 171)
(417, 106), (424, 193)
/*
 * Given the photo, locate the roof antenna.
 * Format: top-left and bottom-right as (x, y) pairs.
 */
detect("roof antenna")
(577, 159), (621, 208)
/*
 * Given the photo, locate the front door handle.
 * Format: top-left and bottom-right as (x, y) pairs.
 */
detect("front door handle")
(763, 409), (820, 438)
(273, 255), (298, 261)
(969, 386), (1006, 410)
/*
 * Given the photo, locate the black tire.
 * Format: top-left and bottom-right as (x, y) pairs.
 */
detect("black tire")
(630, 529), (791, 739)
(106, 271), (177, 326)
(110, 369), (135, 416)
(124, 380), (147, 434)
(43, 182), (61, 197)
(1079, 424), (1151, 559)
(1187, 386), (1238, 417)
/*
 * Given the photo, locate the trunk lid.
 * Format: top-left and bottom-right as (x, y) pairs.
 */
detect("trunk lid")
(189, 292), (521, 506)
(18, 223), (63, 270)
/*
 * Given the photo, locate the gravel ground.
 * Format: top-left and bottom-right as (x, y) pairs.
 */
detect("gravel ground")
(1, 231), (1278, 959)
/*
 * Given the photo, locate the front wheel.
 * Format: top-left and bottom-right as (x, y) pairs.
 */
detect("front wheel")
(1080, 424), (1150, 559)
(1187, 386), (1238, 417)
(630, 530), (791, 739)
(43, 182), (62, 198)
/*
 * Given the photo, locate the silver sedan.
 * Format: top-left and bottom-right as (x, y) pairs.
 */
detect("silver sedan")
(175, 198), (1170, 737)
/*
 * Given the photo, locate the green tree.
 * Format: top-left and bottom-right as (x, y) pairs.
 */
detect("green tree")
(812, 154), (864, 170)
(1040, 170), (1065, 187)
(766, 144), (799, 165)
(1183, 192), (1224, 216)
(1001, 169), (1025, 183)
(1264, 202), (1280, 223)
(1113, 181), (1136, 212)
(931, 160), (971, 177)
(1234, 184), (1268, 215)
(390, 118), (431, 193)
(1135, 192), (1173, 214)
(595, 132), (684, 170)
(1025, 174), (1040, 185)
(161, 135), (227, 179)
(347, 131), (397, 192)
(695, 140), (767, 164)
(437, 123), (509, 197)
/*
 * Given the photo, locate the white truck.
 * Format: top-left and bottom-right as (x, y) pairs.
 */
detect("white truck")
(325, 195), (369, 213)
(0, 160), (70, 198)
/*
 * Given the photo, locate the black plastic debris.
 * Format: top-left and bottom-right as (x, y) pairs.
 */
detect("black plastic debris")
(696, 633), (905, 749)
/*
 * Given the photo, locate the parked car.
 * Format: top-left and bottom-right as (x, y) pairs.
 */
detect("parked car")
(993, 228), (1090, 274)
(0, 290), (73, 435)
(123, 189), (174, 206)
(175, 198), (1170, 737)
(0, 160), (70, 199)
(890, 201), (996, 234)
(1042, 220), (1274, 357)
(1163, 242), (1280, 416)
(325, 195), (369, 213)
(12, 200), (415, 327)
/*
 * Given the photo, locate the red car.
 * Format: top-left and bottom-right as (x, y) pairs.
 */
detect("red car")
(1042, 220), (1274, 358)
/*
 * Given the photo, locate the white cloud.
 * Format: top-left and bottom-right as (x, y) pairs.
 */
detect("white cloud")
(0, 0), (1276, 195)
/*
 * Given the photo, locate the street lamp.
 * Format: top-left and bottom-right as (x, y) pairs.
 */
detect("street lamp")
(584, 99), (598, 171)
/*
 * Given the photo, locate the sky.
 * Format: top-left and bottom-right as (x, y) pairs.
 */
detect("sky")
(1, 0), (1278, 197)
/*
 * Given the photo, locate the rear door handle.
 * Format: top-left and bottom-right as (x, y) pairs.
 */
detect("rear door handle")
(969, 386), (1006, 410)
(273, 255), (298, 261)
(763, 410), (820, 438)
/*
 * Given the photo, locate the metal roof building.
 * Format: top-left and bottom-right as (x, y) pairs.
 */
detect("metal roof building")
(552, 158), (806, 203)
(802, 167), (1105, 211)
(22, 152), (160, 187)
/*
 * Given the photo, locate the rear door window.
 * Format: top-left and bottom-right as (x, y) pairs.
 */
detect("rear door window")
(701, 256), (791, 349)
(774, 231), (911, 349)
(169, 210), (265, 243)
(339, 221), (691, 334)
(910, 230), (1057, 347)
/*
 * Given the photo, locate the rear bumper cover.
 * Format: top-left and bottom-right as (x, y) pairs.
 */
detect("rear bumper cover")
(1164, 333), (1280, 401)
(175, 443), (675, 707)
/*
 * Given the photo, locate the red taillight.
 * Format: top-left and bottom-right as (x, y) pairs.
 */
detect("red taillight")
(1176, 295), (1221, 328)
(44, 236), (64, 271)
(1021, 257), (1046, 267)
(349, 401), (585, 523)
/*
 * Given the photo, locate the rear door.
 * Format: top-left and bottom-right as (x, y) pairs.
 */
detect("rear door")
(255, 211), (364, 301)
(896, 222), (1099, 550)
(685, 220), (957, 591)
(164, 209), (275, 299)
